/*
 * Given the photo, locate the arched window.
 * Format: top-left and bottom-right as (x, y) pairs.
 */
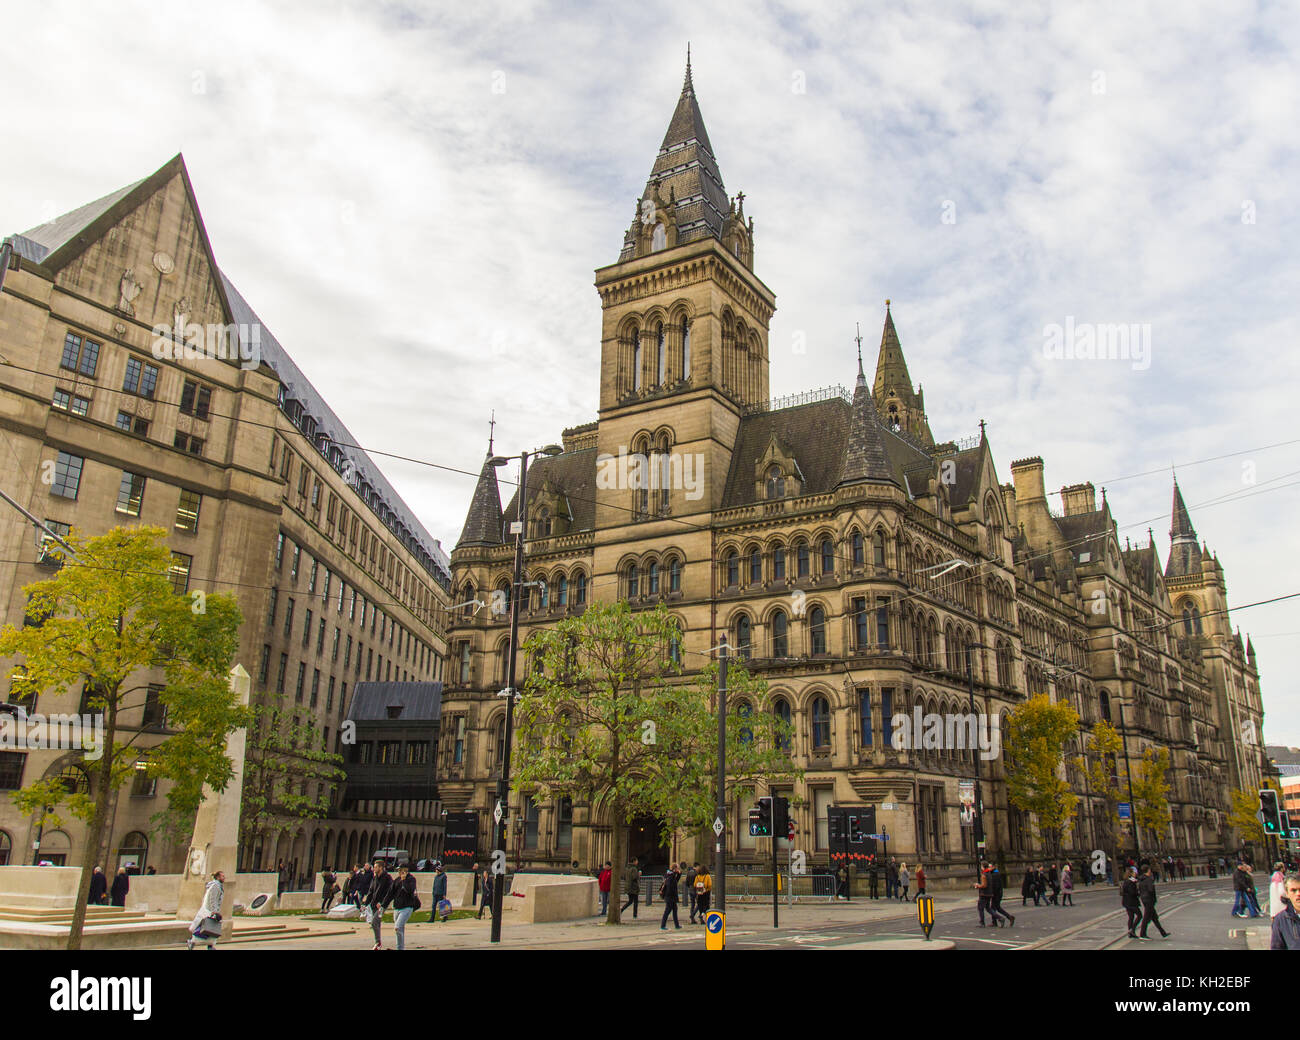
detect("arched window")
(538, 507), (551, 537)
(796, 541), (810, 578)
(766, 465), (785, 499)
(668, 623), (683, 667)
(648, 561), (660, 596)
(117, 831), (149, 874)
(58, 765), (90, 796)
(810, 606), (827, 655)
(497, 579), (511, 614)
(558, 575), (569, 607)
(773, 545), (786, 581)
(668, 557), (682, 593)
(773, 698), (792, 750)
(872, 529), (886, 568)
(1099, 689), (1112, 722)
(735, 615), (752, 661)
(772, 610), (789, 657)
(681, 317), (691, 378)
(575, 572), (587, 606)
(632, 329), (643, 392)
(725, 551), (739, 587)
(851, 530), (864, 566)
(820, 538), (834, 575)
(656, 322), (666, 384)
(749, 548), (762, 585)
(625, 564), (639, 599)
(859, 689), (873, 747)
(538, 579), (549, 609)
(0, 829), (10, 866)
(652, 222), (666, 251)
(811, 697), (830, 750)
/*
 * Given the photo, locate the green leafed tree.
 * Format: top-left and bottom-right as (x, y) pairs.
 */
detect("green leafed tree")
(239, 705), (346, 869)
(1074, 719), (1124, 874)
(1130, 746), (1172, 849)
(0, 526), (248, 949)
(1004, 693), (1080, 855)
(1227, 787), (1266, 845)
(512, 601), (798, 924)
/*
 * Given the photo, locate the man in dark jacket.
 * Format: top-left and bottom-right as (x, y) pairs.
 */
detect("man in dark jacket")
(1271, 874), (1300, 950)
(659, 863), (682, 930)
(868, 860), (880, 899)
(386, 865), (419, 950)
(88, 866), (107, 906)
(1137, 865), (1170, 939)
(364, 860), (392, 949)
(354, 864), (373, 908)
(685, 863), (699, 923)
(988, 865), (1015, 927)
(320, 869), (338, 913)
(886, 858), (899, 900)
(477, 864), (494, 920)
(1121, 867), (1142, 938)
(430, 865), (448, 921)
(620, 857), (641, 919)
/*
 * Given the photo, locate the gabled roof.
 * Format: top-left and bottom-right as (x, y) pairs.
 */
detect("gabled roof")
(500, 447), (600, 534)
(7, 177), (147, 263)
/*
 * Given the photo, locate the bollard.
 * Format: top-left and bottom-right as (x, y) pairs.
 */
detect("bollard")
(917, 894), (935, 940)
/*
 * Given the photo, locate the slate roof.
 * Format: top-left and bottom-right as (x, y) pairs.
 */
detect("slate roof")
(346, 681), (443, 722)
(500, 446), (601, 533)
(6, 178), (148, 264)
(457, 453), (506, 548)
(1166, 482), (1202, 578)
(1122, 543), (1159, 595)
(619, 58), (731, 261)
(1057, 510), (1112, 565)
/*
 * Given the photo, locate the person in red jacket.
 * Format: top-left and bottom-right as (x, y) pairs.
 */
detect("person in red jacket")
(915, 863), (927, 896)
(598, 862), (613, 917)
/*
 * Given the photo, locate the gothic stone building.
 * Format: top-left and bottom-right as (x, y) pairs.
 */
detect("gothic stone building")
(444, 64), (1267, 876)
(0, 157), (451, 876)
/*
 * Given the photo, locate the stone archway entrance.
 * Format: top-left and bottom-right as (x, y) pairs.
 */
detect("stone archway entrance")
(627, 814), (668, 875)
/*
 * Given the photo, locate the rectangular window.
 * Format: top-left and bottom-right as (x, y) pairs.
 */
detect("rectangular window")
(344, 634), (352, 669)
(294, 662), (306, 702)
(283, 598), (295, 638)
(52, 389), (70, 410)
(377, 741), (402, 764)
(317, 617), (326, 654)
(69, 394), (90, 417)
(814, 788), (834, 851)
(168, 552), (192, 593)
(175, 489), (201, 532)
(875, 596), (890, 650)
(310, 669), (320, 708)
(179, 380), (212, 420)
(60, 331), (100, 376)
(332, 627), (340, 662)
(172, 431), (204, 455)
(115, 411), (149, 436)
(458, 642), (470, 683)
(291, 544), (300, 580)
(276, 653), (288, 693)
(122, 357), (159, 398)
(852, 596), (868, 650)
(303, 609), (313, 649)
(327, 676), (335, 712)
(50, 452), (84, 499)
(0, 751), (27, 791)
(131, 769), (157, 798)
(266, 587), (278, 631)
(860, 689), (873, 748)
(115, 472), (146, 516)
(881, 688), (894, 734)
(308, 558), (318, 593)
(275, 533), (285, 570)
(405, 741), (428, 766)
(258, 645), (271, 685)
(453, 717), (466, 764)
(142, 684), (167, 730)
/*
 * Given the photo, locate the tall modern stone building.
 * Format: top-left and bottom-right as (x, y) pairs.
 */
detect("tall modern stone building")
(443, 62), (1269, 875)
(0, 156), (451, 877)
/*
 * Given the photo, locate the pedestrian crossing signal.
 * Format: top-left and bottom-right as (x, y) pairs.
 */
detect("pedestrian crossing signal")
(749, 799), (772, 837)
(1259, 789), (1282, 834)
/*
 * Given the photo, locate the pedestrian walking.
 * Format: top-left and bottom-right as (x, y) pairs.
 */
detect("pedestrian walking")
(1060, 862), (1074, 906)
(1034, 866), (1047, 905)
(431, 865), (448, 922)
(1245, 865), (1263, 917)
(1177, 857), (1186, 881)
(886, 858), (899, 900)
(187, 870), (226, 950)
(110, 867), (130, 907)
(988, 864), (1015, 927)
(659, 863), (682, 930)
(620, 857), (641, 919)
(694, 865), (712, 922)
(868, 859), (880, 899)
(320, 869), (338, 913)
(88, 866), (107, 906)
(915, 863), (927, 896)
(1270, 862), (1287, 918)
(899, 863), (910, 901)
(1137, 865), (1170, 940)
(1271, 873), (1300, 949)
(836, 863), (849, 900)
(1121, 866), (1141, 938)
(1047, 864), (1060, 905)
(477, 864), (494, 920)
(685, 863), (699, 923)
(1021, 866), (1035, 907)
(598, 861), (613, 917)
(388, 864), (419, 950)
(364, 859), (392, 949)
(975, 863), (997, 926)
(354, 863), (373, 908)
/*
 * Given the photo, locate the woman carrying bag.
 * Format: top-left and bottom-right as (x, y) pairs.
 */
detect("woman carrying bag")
(187, 870), (226, 950)
(388, 865), (420, 950)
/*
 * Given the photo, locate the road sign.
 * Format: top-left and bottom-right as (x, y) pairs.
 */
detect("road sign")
(712, 817), (724, 836)
(493, 800), (503, 824)
(880, 802), (896, 811)
(705, 910), (725, 951)
(917, 894), (935, 940)
(1118, 802), (1132, 820)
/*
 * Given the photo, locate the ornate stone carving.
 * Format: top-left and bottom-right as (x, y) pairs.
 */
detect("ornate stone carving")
(117, 269), (142, 316)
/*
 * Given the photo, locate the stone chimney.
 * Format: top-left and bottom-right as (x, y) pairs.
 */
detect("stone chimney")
(1010, 456), (1046, 504)
(1060, 481), (1097, 516)
(1000, 482), (1018, 527)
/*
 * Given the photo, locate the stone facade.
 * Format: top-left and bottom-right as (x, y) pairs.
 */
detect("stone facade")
(0, 157), (451, 878)
(441, 65), (1269, 877)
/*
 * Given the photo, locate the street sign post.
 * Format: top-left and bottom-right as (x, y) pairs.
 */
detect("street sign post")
(705, 909), (725, 951)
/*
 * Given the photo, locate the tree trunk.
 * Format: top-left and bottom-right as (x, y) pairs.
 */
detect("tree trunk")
(67, 746), (116, 950)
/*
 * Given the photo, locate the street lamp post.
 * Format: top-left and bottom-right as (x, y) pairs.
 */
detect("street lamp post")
(715, 636), (728, 915)
(965, 642), (991, 873)
(1118, 701), (1140, 868)
(488, 444), (562, 944)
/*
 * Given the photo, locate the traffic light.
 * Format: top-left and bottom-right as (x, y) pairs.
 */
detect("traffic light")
(772, 796), (789, 839)
(749, 798), (772, 837)
(1259, 789), (1283, 835)
(848, 815), (862, 843)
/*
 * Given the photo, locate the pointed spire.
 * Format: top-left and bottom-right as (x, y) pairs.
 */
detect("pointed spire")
(854, 322), (866, 389)
(1170, 481), (1197, 545)
(873, 299), (912, 398)
(456, 444), (505, 549)
(840, 363), (897, 488)
(487, 409), (495, 456)
(684, 42), (693, 94)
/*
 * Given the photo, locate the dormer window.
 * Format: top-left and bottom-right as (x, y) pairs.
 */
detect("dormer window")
(652, 222), (666, 251)
(765, 465), (785, 499)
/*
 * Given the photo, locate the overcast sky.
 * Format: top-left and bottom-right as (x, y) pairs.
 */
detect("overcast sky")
(2, 1), (1296, 743)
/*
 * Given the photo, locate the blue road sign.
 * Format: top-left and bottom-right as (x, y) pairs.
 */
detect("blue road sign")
(1118, 803), (1132, 820)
